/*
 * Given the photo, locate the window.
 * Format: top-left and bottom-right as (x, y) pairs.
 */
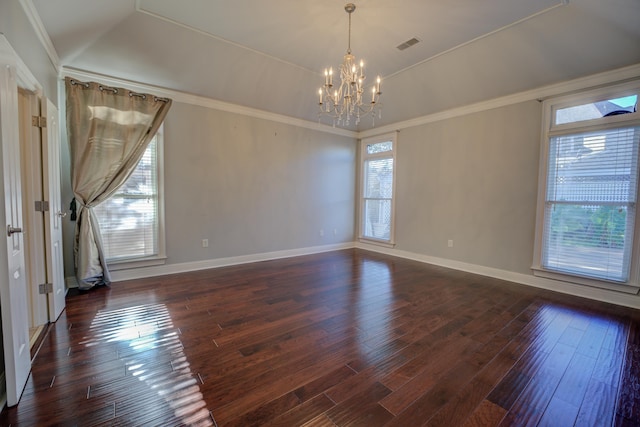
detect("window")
(360, 132), (397, 245)
(534, 83), (640, 289)
(93, 128), (165, 268)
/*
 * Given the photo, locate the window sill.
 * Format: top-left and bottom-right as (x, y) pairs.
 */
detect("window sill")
(358, 237), (396, 249)
(107, 255), (167, 271)
(532, 266), (640, 295)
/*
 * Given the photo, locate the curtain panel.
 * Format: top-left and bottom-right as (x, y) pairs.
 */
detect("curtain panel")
(65, 77), (172, 289)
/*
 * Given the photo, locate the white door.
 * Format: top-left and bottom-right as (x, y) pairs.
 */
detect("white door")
(0, 43), (31, 407)
(42, 98), (66, 320)
(19, 89), (49, 331)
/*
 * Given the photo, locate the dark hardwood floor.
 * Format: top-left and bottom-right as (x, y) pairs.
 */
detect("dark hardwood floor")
(2, 249), (639, 426)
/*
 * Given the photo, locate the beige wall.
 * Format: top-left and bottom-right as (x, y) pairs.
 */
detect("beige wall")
(160, 103), (356, 264)
(60, 101), (357, 275)
(392, 100), (542, 274)
(64, 97), (542, 277)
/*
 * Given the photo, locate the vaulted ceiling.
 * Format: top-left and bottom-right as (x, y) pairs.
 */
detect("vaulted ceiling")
(31, 0), (640, 130)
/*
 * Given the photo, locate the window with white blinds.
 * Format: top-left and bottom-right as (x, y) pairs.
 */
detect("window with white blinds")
(361, 133), (397, 244)
(94, 132), (163, 263)
(535, 83), (640, 287)
(543, 127), (639, 281)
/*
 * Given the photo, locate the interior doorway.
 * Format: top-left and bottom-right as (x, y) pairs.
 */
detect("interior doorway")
(1, 35), (67, 409)
(18, 89), (49, 352)
(17, 87), (66, 357)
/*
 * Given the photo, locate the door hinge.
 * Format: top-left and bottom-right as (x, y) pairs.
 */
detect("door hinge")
(35, 200), (50, 212)
(39, 283), (53, 294)
(32, 115), (47, 128)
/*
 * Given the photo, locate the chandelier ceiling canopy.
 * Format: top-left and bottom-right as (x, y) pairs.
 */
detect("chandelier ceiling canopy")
(317, 3), (382, 127)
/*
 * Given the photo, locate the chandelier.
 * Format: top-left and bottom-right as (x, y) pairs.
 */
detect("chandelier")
(318, 3), (382, 126)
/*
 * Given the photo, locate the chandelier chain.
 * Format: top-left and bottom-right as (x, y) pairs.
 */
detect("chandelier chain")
(347, 8), (352, 54)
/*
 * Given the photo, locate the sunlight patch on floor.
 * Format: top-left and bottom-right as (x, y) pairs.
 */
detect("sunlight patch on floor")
(83, 303), (214, 426)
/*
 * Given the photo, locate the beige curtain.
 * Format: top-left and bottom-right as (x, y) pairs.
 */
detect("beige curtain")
(65, 77), (172, 289)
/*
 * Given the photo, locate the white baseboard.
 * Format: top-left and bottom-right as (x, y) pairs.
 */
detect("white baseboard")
(109, 242), (355, 282)
(356, 242), (640, 310)
(99, 239), (640, 309)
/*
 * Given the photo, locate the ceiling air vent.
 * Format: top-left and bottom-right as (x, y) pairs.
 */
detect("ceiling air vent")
(396, 37), (420, 51)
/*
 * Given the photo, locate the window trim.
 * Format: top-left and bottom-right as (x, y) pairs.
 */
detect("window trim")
(532, 80), (640, 291)
(103, 125), (167, 271)
(358, 131), (398, 247)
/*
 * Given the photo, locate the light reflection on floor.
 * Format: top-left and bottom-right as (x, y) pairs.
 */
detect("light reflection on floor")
(355, 259), (394, 363)
(81, 303), (213, 426)
(519, 302), (628, 420)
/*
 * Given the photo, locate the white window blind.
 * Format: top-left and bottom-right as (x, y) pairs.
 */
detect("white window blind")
(361, 137), (396, 243)
(542, 126), (640, 282)
(363, 157), (393, 240)
(94, 136), (159, 261)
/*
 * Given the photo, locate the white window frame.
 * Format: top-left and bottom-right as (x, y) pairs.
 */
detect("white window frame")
(97, 125), (167, 271)
(359, 132), (398, 247)
(532, 80), (640, 293)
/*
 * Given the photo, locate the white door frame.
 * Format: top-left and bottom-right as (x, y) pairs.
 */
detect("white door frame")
(0, 35), (45, 407)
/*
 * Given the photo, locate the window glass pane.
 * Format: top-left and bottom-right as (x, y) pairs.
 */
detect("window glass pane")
(96, 196), (158, 260)
(542, 126), (639, 282)
(119, 142), (157, 195)
(555, 95), (637, 125)
(366, 141), (393, 154)
(543, 203), (632, 282)
(94, 137), (158, 261)
(363, 199), (392, 240)
(546, 128), (639, 204)
(364, 158), (393, 198)
(361, 134), (395, 243)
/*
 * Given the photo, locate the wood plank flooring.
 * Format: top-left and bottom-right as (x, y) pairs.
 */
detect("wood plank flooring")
(2, 249), (640, 426)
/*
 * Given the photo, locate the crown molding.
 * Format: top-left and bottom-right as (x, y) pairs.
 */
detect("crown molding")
(19, 0), (60, 71)
(61, 62), (640, 141)
(360, 62), (640, 139)
(61, 67), (357, 139)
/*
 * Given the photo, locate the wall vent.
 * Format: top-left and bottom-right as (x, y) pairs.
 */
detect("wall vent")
(396, 37), (420, 51)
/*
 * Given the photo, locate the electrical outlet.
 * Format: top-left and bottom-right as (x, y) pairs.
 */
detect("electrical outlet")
(448, 239), (454, 248)
(202, 239), (209, 248)
(333, 228), (337, 236)
(319, 229), (324, 237)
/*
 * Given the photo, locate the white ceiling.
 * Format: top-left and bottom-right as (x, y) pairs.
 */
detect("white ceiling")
(31, 0), (640, 130)
(135, 0), (563, 78)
